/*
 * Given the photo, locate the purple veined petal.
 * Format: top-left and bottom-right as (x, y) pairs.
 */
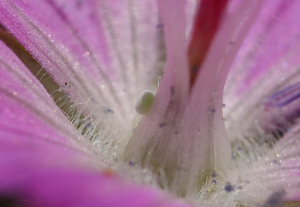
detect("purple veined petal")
(0, 41), (73, 145)
(0, 40), (103, 165)
(224, 0), (300, 141)
(265, 82), (300, 108)
(217, 1), (300, 202)
(0, 0), (166, 159)
(252, 82), (300, 137)
(0, 30), (200, 207)
(2, 0), (161, 118)
(232, 0), (300, 94)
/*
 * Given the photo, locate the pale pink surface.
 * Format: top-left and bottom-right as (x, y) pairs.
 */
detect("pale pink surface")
(0, 40), (101, 168)
(225, 0), (300, 109)
(180, 0), (263, 170)
(0, 41), (81, 147)
(1, 0), (300, 206)
(0, 1), (198, 206)
(0, 36), (195, 207)
(124, 1), (191, 192)
(233, 0), (300, 93)
(0, 154), (193, 207)
(223, 0), (300, 145)
(0, 0), (167, 121)
(126, 0), (265, 192)
(219, 0), (300, 201)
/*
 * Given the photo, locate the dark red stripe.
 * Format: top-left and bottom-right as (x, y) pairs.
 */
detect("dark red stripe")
(188, 0), (229, 87)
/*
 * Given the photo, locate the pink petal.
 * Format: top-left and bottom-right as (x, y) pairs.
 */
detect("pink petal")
(0, 0), (171, 158)
(224, 0), (300, 140)
(0, 0), (164, 124)
(230, 0), (300, 93)
(0, 161), (195, 207)
(236, 122), (300, 202)
(0, 40), (77, 145)
(0, 37), (198, 207)
(0, 39), (100, 161)
(214, 1), (300, 202)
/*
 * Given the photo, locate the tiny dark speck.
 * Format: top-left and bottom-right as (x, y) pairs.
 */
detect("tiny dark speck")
(237, 145), (243, 151)
(224, 183), (234, 192)
(211, 170), (217, 177)
(104, 108), (114, 113)
(64, 82), (68, 86)
(128, 161), (135, 167)
(209, 108), (216, 113)
(159, 122), (167, 128)
(170, 86), (175, 95)
(156, 23), (163, 28)
(271, 160), (281, 166)
(85, 123), (93, 128)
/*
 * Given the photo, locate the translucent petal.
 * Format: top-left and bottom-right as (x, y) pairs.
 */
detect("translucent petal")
(224, 0), (300, 141)
(0, 34), (198, 207)
(221, 1), (300, 204)
(220, 121), (300, 206)
(0, 40), (76, 143)
(0, 0), (165, 158)
(0, 39), (102, 170)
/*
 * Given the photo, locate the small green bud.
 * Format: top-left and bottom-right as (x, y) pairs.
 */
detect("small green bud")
(135, 91), (155, 115)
